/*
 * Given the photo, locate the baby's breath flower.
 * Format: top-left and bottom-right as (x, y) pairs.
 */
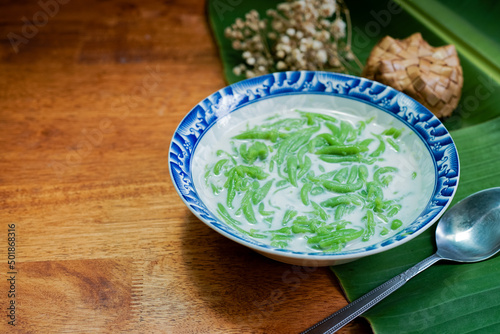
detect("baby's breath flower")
(320, 19), (331, 29)
(302, 21), (316, 36)
(345, 50), (355, 61)
(329, 56), (341, 67)
(232, 40), (242, 49)
(277, 3), (291, 11)
(319, 3), (336, 16)
(257, 56), (268, 65)
(312, 40), (323, 50)
(246, 70), (255, 78)
(233, 66), (242, 76)
(316, 49), (328, 63)
(276, 61), (287, 70)
(233, 31), (243, 40)
(235, 18), (244, 29)
(225, 0), (361, 79)
(332, 17), (346, 39)
(280, 35), (290, 44)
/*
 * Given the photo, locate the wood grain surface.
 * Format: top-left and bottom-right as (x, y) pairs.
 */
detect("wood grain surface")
(0, 0), (371, 333)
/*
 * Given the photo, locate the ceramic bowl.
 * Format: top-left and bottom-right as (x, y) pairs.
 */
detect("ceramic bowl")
(169, 71), (459, 266)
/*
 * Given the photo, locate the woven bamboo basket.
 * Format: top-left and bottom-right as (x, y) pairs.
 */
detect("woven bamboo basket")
(362, 33), (463, 118)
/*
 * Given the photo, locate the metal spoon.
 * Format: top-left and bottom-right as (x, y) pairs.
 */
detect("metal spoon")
(302, 187), (500, 334)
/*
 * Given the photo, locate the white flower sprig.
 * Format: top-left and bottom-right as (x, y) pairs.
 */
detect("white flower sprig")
(224, 0), (362, 79)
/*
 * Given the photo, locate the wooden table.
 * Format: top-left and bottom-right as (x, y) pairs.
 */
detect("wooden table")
(0, 0), (370, 332)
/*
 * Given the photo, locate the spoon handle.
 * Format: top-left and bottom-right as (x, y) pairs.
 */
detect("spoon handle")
(301, 253), (442, 334)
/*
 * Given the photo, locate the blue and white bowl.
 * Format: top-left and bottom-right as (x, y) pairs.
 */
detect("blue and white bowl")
(169, 71), (459, 266)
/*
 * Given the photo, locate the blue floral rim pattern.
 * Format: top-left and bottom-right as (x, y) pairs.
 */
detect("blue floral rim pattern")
(169, 71), (459, 259)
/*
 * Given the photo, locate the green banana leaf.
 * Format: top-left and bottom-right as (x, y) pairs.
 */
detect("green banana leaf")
(207, 0), (500, 332)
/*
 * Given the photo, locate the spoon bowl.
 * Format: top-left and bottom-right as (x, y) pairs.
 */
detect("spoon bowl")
(436, 187), (500, 262)
(303, 187), (500, 334)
